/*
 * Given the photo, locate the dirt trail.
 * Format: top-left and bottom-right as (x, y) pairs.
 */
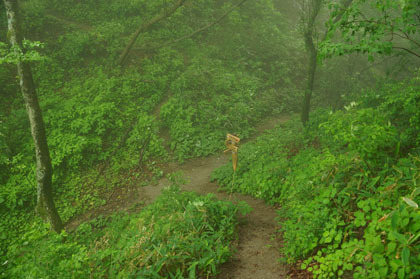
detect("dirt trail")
(140, 115), (289, 278)
(66, 115), (289, 278)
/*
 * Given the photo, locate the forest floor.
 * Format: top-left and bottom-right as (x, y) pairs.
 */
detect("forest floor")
(66, 115), (291, 278)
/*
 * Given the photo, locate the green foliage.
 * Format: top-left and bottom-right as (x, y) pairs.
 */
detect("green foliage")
(211, 118), (305, 202)
(1, 0), (295, 263)
(123, 113), (166, 169)
(2, 187), (250, 278)
(0, 116), (8, 184)
(3, 223), (89, 279)
(318, 107), (398, 165)
(2, 0), (389, 276)
(0, 40), (46, 64)
(301, 158), (420, 279)
(357, 76), (420, 152)
(0, 63), (172, 257)
(160, 56), (277, 161)
(212, 74), (420, 278)
(321, 0), (420, 60)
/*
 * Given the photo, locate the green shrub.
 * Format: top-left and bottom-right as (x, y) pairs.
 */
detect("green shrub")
(212, 77), (420, 278)
(2, 186), (250, 279)
(211, 118), (305, 202)
(302, 156), (420, 279)
(3, 223), (90, 279)
(348, 74), (420, 153)
(161, 56), (276, 161)
(318, 108), (398, 165)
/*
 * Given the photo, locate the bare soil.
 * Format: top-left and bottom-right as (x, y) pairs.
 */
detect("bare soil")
(141, 153), (287, 278)
(66, 115), (291, 278)
(138, 115), (290, 278)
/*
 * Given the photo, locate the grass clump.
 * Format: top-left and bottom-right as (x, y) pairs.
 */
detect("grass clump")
(2, 186), (250, 279)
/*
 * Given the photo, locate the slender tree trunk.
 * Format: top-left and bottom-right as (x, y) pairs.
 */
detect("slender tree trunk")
(301, 31), (318, 125)
(300, 0), (353, 125)
(301, 0), (353, 126)
(300, 0), (322, 126)
(118, 0), (187, 65)
(4, 0), (63, 232)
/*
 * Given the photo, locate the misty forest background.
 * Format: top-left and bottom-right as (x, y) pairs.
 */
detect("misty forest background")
(1, 0), (420, 278)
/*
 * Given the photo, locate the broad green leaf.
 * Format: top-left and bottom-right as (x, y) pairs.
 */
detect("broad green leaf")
(387, 242), (396, 254)
(391, 231), (407, 245)
(402, 247), (410, 266)
(398, 268), (405, 279)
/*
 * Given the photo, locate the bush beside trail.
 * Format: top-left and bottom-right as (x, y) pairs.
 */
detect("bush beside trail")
(2, 186), (251, 279)
(212, 74), (420, 279)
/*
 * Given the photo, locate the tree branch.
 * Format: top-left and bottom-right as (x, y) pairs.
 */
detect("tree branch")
(322, 0), (354, 41)
(398, 31), (420, 49)
(142, 0), (249, 51)
(118, 0), (187, 65)
(392, 46), (420, 59)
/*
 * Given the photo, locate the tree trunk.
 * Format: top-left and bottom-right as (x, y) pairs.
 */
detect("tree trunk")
(301, 0), (353, 125)
(301, 31), (318, 125)
(118, 0), (187, 65)
(300, 0), (322, 126)
(4, 0), (63, 232)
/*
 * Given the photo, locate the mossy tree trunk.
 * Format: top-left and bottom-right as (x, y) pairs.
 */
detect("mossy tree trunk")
(4, 0), (63, 232)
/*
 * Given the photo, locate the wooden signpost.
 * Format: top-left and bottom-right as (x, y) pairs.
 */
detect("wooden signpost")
(224, 133), (240, 172)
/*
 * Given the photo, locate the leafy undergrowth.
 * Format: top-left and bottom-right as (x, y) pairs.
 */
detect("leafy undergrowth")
(160, 56), (280, 162)
(2, 186), (251, 279)
(212, 75), (420, 278)
(0, 0), (292, 258)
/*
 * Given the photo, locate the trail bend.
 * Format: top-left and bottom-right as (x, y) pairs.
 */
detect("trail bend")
(141, 115), (289, 279)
